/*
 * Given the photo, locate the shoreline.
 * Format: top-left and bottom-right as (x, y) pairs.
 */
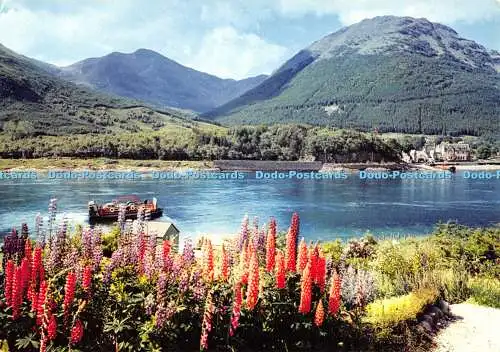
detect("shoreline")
(1, 158), (499, 172)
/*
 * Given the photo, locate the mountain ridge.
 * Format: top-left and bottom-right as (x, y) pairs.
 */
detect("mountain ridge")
(57, 49), (268, 112)
(204, 16), (500, 136)
(0, 43), (204, 136)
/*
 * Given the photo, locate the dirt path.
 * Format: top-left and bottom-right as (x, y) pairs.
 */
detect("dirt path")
(434, 303), (500, 352)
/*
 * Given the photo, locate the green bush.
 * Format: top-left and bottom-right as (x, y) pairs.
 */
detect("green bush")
(364, 288), (438, 337)
(102, 226), (120, 257)
(468, 277), (500, 308)
(372, 239), (443, 297)
(430, 223), (500, 276)
(322, 239), (343, 263)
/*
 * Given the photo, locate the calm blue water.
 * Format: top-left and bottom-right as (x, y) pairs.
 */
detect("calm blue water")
(0, 171), (498, 241)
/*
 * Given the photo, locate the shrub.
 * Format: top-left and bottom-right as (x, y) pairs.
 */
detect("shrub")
(364, 288), (438, 337)
(430, 223), (500, 276)
(372, 239), (443, 297)
(468, 277), (500, 308)
(322, 239), (343, 263)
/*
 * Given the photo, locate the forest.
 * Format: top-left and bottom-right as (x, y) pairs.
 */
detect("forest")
(0, 125), (404, 163)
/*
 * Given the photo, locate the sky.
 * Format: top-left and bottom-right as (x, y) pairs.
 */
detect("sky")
(0, 0), (499, 79)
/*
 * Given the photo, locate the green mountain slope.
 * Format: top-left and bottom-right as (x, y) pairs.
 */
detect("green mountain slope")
(204, 16), (500, 136)
(0, 43), (196, 136)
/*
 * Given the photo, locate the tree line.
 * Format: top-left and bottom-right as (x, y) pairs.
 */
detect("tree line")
(0, 125), (403, 163)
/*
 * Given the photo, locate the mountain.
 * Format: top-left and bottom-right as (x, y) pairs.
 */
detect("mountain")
(57, 49), (268, 113)
(0, 44), (201, 136)
(491, 50), (500, 72)
(204, 16), (500, 136)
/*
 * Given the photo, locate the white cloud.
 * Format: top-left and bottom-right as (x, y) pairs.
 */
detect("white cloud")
(0, 0), (498, 79)
(276, 0), (500, 25)
(187, 26), (288, 79)
(0, 1), (285, 78)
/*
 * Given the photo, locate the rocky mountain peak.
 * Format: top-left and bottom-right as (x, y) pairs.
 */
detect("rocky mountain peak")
(306, 16), (494, 70)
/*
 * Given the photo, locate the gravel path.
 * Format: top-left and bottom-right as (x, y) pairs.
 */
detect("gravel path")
(434, 303), (500, 352)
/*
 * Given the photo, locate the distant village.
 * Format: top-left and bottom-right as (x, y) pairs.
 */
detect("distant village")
(403, 142), (472, 163)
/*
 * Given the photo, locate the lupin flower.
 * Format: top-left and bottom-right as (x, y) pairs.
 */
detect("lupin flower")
(203, 240), (214, 282)
(82, 228), (93, 260)
(178, 271), (190, 293)
(47, 219), (68, 274)
(36, 280), (48, 326)
(35, 213), (45, 247)
(257, 228), (266, 256)
(143, 234), (157, 280)
(236, 215), (249, 252)
(314, 300), (325, 327)
(155, 301), (176, 329)
(21, 223), (29, 238)
(315, 250), (327, 292)
(31, 246), (43, 286)
(47, 198), (57, 240)
(63, 272), (77, 319)
(219, 244), (230, 282)
(2, 228), (24, 263)
(63, 245), (79, 274)
(70, 319), (84, 345)
(298, 261), (312, 314)
(328, 271), (342, 316)
(145, 293), (156, 316)
(4, 260), (14, 307)
(82, 265), (92, 296)
(251, 216), (259, 248)
(117, 204), (126, 234)
(24, 239), (32, 263)
(229, 283), (242, 336)
(47, 314), (57, 340)
(238, 241), (250, 285)
(91, 229), (103, 270)
(190, 270), (206, 302)
(265, 221), (276, 272)
(285, 213), (300, 272)
(245, 250), (260, 310)
(136, 232), (147, 275)
(275, 250), (286, 289)
(309, 244), (319, 283)
(10, 265), (23, 320)
(200, 292), (214, 351)
(20, 256), (30, 294)
(162, 239), (171, 269)
(182, 239), (195, 266)
(297, 238), (308, 274)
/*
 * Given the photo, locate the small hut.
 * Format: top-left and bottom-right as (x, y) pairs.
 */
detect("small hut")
(144, 221), (180, 251)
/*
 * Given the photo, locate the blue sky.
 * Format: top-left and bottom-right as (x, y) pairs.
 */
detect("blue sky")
(0, 0), (499, 79)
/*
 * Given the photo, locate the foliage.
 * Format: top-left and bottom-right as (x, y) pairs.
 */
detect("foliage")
(0, 205), (498, 352)
(467, 277), (500, 308)
(208, 54), (500, 136)
(364, 288), (438, 335)
(0, 124), (403, 163)
(430, 223), (500, 277)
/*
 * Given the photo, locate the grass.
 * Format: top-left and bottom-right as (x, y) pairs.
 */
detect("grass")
(467, 277), (500, 308)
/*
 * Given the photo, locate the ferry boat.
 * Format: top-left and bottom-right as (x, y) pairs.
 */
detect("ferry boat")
(88, 195), (163, 223)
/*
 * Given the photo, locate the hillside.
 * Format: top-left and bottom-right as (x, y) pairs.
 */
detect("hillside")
(57, 49), (268, 112)
(204, 16), (500, 136)
(0, 43), (208, 136)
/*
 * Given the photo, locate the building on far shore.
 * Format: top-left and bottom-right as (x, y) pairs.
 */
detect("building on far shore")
(432, 143), (471, 161)
(405, 142), (471, 163)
